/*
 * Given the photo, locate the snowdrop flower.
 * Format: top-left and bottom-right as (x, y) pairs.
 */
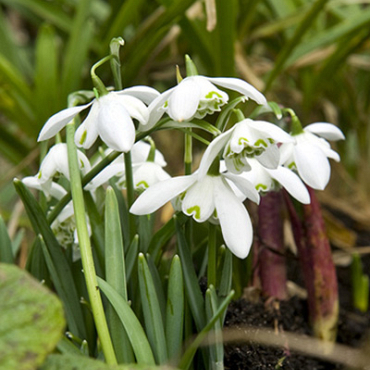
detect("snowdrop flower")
(145, 76), (267, 129)
(237, 158), (310, 204)
(24, 143), (90, 196)
(85, 141), (169, 190)
(130, 167), (259, 259)
(279, 123), (345, 190)
(198, 118), (294, 178)
(38, 86), (159, 153)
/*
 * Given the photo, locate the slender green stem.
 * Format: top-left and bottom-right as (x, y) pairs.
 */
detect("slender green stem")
(207, 223), (217, 288)
(66, 122), (117, 365)
(124, 152), (136, 241)
(184, 129), (192, 175)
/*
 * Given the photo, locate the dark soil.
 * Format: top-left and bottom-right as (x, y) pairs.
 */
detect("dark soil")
(224, 207), (370, 370)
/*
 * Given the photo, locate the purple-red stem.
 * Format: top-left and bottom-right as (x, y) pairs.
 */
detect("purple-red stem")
(257, 191), (288, 300)
(284, 187), (338, 341)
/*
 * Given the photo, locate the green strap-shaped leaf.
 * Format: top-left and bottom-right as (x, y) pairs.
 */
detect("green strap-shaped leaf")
(14, 179), (87, 339)
(97, 276), (156, 366)
(175, 217), (206, 331)
(166, 255), (184, 361)
(0, 263), (65, 370)
(0, 215), (13, 263)
(138, 253), (168, 364)
(105, 187), (134, 363)
(178, 289), (234, 370)
(205, 286), (224, 369)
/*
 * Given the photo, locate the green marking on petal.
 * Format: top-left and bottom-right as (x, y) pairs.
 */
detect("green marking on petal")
(80, 159), (85, 168)
(136, 180), (149, 189)
(254, 139), (268, 148)
(37, 171), (42, 179)
(186, 205), (201, 220)
(288, 162), (296, 169)
(205, 91), (222, 99)
(238, 136), (249, 145)
(79, 130), (87, 145)
(163, 101), (168, 108)
(268, 138), (275, 144)
(256, 183), (268, 191)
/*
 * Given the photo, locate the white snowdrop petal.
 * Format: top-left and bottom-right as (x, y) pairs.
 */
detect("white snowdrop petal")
(74, 102), (100, 149)
(38, 102), (93, 141)
(294, 143), (331, 190)
(198, 130), (233, 179)
(114, 94), (149, 125)
(255, 145), (280, 169)
(97, 101), (135, 152)
(214, 179), (253, 259)
(223, 172), (260, 203)
(268, 166), (310, 204)
(182, 175), (215, 222)
(304, 123), (345, 141)
(207, 77), (267, 105)
(168, 78), (201, 122)
(130, 175), (197, 215)
(116, 86), (160, 105)
(247, 119), (294, 143)
(84, 163), (124, 190)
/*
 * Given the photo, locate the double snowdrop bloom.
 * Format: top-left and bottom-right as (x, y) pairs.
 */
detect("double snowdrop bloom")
(198, 118), (294, 178)
(279, 123), (345, 190)
(23, 143), (91, 197)
(130, 166), (260, 259)
(38, 86), (159, 153)
(237, 158), (310, 204)
(145, 76), (267, 129)
(85, 141), (169, 191)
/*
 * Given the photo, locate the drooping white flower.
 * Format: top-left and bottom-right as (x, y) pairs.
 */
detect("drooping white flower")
(24, 143), (91, 196)
(236, 158), (310, 204)
(130, 170), (259, 259)
(85, 141), (169, 190)
(279, 123), (345, 190)
(38, 87), (159, 153)
(198, 118), (294, 178)
(145, 76), (267, 129)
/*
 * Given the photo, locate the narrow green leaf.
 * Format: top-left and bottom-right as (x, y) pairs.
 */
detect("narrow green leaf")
(105, 187), (134, 364)
(286, 8), (370, 67)
(61, 0), (95, 99)
(166, 255), (184, 361)
(178, 289), (234, 370)
(264, 0), (330, 92)
(56, 337), (83, 356)
(0, 0), (72, 32)
(84, 191), (105, 274)
(97, 276), (156, 366)
(215, 96), (246, 131)
(34, 24), (60, 124)
(0, 215), (13, 263)
(160, 120), (221, 136)
(205, 286), (224, 368)
(103, 0), (146, 48)
(126, 235), (139, 281)
(218, 246), (232, 298)
(175, 217), (206, 331)
(138, 253), (168, 364)
(14, 179), (87, 339)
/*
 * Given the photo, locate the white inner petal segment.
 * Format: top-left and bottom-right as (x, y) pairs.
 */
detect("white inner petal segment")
(182, 175), (216, 222)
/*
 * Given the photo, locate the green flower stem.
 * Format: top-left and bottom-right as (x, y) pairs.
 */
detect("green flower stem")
(90, 55), (114, 96)
(66, 122), (117, 365)
(233, 108), (245, 122)
(207, 223), (217, 288)
(184, 129), (192, 175)
(124, 151), (137, 241)
(283, 108), (304, 135)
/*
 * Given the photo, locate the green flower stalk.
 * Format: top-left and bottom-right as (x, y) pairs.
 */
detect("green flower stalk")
(284, 186), (339, 341)
(66, 122), (117, 364)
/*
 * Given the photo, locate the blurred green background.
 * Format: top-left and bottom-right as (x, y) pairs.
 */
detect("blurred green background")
(1, 0), (370, 226)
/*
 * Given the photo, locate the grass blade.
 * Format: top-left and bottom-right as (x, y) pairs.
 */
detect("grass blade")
(0, 215), (14, 263)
